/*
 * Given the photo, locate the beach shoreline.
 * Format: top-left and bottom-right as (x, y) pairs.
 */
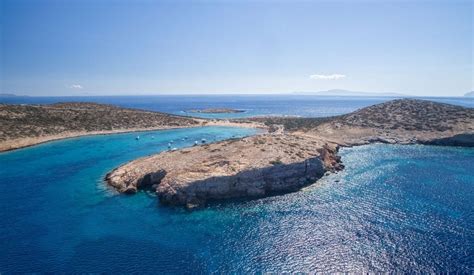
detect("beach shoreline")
(0, 126), (191, 153)
(0, 102), (266, 152)
(0, 121), (266, 153)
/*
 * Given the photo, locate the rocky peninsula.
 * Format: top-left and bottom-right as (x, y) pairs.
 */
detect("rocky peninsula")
(106, 134), (342, 207)
(106, 99), (473, 208)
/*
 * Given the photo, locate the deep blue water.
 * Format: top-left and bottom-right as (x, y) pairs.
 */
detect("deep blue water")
(1, 95), (473, 118)
(1, 127), (473, 272)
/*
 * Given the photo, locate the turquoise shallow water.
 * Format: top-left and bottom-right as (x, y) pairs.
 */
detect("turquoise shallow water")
(0, 128), (473, 272)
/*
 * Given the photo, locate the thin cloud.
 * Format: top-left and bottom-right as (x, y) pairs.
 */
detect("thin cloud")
(69, 84), (83, 89)
(309, 74), (346, 80)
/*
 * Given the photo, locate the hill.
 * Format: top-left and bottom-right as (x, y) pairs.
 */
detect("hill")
(335, 99), (472, 131)
(0, 102), (202, 151)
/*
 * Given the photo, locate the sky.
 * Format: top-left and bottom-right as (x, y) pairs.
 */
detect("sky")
(1, 0), (472, 96)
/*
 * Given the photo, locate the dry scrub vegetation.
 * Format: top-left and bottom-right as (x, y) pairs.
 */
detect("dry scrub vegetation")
(0, 102), (200, 142)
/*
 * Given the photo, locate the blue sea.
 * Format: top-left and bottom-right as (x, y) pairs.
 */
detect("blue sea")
(1, 95), (473, 272)
(1, 94), (473, 118)
(0, 128), (473, 272)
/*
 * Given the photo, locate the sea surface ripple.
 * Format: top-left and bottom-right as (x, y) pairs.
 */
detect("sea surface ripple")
(0, 129), (473, 272)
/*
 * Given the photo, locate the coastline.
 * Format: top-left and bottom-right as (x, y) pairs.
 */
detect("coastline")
(0, 120), (266, 153)
(0, 102), (267, 153)
(2, 99), (473, 207)
(0, 126), (192, 153)
(105, 130), (473, 208)
(105, 99), (474, 208)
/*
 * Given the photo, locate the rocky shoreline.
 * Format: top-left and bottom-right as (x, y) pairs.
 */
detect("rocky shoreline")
(106, 134), (343, 208)
(106, 99), (473, 208)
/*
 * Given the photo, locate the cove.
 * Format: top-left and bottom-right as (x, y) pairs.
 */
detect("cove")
(0, 126), (258, 272)
(0, 129), (473, 272)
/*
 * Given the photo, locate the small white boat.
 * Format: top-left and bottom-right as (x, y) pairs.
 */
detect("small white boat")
(194, 141), (198, 146)
(135, 136), (140, 140)
(201, 138), (206, 143)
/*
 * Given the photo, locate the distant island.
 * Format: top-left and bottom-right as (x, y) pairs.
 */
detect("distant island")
(465, 91), (474, 97)
(0, 93), (24, 97)
(187, 108), (245, 114)
(294, 89), (407, 97)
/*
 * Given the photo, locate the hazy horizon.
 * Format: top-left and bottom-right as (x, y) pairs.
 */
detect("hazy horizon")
(2, 88), (473, 98)
(1, 0), (473, 97)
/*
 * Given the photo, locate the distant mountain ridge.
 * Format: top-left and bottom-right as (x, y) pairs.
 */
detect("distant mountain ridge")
(0, 93), (22, 97)
(294, 89), (407, 97)
(465, 91), (474, 97)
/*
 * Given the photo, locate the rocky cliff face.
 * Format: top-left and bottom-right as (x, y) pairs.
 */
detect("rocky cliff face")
(157, 156), (325, 207)
(420, 133), (474, 147)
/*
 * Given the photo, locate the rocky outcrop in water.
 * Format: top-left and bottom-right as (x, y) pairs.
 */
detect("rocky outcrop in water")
(106, 134), (341, 208)
(106, 169), (167, 194)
